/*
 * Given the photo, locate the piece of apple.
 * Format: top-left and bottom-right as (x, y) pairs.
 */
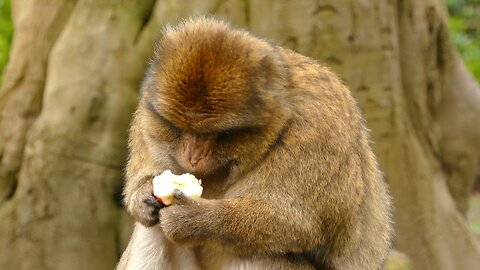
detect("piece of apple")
(152, 170), (203, 206)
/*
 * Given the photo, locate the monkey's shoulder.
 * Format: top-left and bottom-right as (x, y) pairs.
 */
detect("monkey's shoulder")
(279, 48), (356, 107)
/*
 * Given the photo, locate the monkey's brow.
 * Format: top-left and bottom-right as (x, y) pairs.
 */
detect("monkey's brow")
(144, 101), (180, 131)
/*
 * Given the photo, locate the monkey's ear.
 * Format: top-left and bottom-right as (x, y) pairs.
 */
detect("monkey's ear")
(259, 53), (276, 74)
(258, 52), (287, 89)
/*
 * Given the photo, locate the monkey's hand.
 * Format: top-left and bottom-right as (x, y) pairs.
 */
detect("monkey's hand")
(129, 180), (165, 227)
(160, 189), (216, 246)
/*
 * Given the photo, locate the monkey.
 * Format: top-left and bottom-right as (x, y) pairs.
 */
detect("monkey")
(117, 17), (393, 270)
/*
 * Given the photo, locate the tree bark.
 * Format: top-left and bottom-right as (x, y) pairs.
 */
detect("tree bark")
(0, 0), (76, 203)
(1, 0), (479, 270)
(0, 0), (156, 269)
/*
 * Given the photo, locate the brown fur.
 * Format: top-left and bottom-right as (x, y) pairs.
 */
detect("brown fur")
(118, 17), (393, 270)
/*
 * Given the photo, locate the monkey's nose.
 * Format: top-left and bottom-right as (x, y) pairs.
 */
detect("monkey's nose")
(189, 155), (203, 167)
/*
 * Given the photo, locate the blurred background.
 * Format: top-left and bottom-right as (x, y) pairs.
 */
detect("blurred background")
(0, 0), (479, 269)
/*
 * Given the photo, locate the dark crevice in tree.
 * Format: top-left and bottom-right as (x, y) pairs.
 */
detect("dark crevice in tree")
(284, 36), (299, 50)
(312, 4), (338, 15)
(244, 0), (250, 26)
(4, 172), (17, 200)
(436, 24), (448, 73)
(325, 55), (343, 65)
(134, 0), (157, 45)
(113, 184), (125, 209)
(425, 80), (437, 115)
(348, 1), (358, 45)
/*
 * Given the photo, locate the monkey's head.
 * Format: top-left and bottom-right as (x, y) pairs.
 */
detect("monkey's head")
(140, 18), (290, 178)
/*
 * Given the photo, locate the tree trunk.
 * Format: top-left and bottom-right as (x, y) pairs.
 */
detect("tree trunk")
(1, 0), (479, 270)
(0, 0), (156, 269)
(0, 0), (76, 203)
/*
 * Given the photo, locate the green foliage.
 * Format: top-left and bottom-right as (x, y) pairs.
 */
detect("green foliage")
(469, 195), (480, 239)
(0, 0), (12, 83)
(447, 0), (480, 80)
(385, 251), (413, 270)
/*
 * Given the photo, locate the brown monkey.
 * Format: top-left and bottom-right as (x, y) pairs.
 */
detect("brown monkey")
(117, 17), (393, 270)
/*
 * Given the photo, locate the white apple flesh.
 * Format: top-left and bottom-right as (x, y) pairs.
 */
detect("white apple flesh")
(152, 170), (203, 206)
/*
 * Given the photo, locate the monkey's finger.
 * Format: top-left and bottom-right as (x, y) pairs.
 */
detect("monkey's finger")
(172, 189), (193, 205)
(144, 195), (165, 209)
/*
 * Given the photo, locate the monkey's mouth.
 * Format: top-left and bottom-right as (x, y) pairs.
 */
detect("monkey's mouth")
(170, 156), (231, 181)
(186, 163), (230, 181)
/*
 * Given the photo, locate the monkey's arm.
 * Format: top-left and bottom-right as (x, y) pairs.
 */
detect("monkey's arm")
(160, 141), (361, 255)
(124, 111), (168, 227)
(160, 192), (325, 255)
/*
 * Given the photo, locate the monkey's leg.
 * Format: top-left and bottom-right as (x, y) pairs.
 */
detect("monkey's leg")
(222, 257), (316, 270)
(117, 223), (199, 270)
(199, 247), (316, 270)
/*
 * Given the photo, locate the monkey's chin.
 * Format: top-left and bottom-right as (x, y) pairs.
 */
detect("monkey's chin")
(180, 163), (230, 181)
(185, 167), (220, 180)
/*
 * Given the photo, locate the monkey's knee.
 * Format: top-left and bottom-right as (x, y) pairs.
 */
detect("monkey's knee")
(230, 256), (316, 270)
(117, 223), (169, 270)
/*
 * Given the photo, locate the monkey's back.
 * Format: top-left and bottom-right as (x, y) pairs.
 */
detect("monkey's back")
(120, 17), (393, 270)
(276, 48), (394, 269)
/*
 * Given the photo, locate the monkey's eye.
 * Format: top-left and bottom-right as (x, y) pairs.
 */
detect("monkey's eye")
(217, 127), (259, 142)
(217, 130), (233, 142)
(158, 116), (181, 137)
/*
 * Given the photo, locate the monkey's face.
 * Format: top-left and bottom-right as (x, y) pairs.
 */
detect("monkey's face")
(140, 65), (283, 178)
(141, 101), (270, 178)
